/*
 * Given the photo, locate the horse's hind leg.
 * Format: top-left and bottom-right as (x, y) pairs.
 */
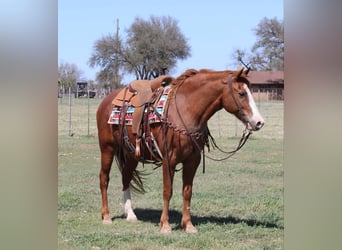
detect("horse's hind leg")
(123, 187), (137, 221)
(99, 146), (115, 224)
(121, 158), (139, 221)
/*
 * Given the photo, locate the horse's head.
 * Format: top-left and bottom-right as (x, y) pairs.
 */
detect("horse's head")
(222, 67), (264, 131)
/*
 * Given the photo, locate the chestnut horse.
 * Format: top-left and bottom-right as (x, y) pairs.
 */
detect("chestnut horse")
(96, 67), (264, 233)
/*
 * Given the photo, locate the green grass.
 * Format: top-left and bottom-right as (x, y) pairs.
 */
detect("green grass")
(58, 97), (283, 249)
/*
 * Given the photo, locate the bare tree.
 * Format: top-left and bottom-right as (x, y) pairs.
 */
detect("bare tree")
(58, 62), (83, 92)
(124, 16), (191, 79)
(88, 32), (124, 89)
(89, 15), (191, 85)
(232, 17), (284, 71)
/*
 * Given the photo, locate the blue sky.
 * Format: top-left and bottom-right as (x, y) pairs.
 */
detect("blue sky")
(58, 0), (283, 83)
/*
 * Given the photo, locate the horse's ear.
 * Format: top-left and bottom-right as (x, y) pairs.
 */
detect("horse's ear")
(244, 67), (250, 76)
(236, 66), (244, 78)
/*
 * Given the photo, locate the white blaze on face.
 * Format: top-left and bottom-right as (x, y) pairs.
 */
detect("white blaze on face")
(243, 84), (265, 130)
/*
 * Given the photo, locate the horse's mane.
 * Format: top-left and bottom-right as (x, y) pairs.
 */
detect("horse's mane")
(171, 69), (199, 86)
(171, 68), (250, 87)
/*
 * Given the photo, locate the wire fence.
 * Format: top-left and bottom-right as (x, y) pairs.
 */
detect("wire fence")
(58, 90), (283, 140)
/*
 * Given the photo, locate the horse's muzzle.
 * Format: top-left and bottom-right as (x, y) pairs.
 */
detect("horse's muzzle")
(247, 119), (264, 131)
(254, 120), (264, 130)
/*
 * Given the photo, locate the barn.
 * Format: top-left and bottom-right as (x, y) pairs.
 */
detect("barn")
(248, 71), (284, 100)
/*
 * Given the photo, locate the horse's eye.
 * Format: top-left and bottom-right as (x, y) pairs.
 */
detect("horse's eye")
(239, 92), (246, 97)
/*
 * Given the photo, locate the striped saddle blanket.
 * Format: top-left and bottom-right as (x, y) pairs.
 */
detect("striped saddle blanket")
(107, 86), (171, 125)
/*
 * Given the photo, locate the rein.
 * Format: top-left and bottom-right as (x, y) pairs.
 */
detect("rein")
(206, 127), (252, 161)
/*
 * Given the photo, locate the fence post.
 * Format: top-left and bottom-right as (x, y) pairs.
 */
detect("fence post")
(87, 87), (90, 137)
(59, 86), (63, 104)
(217, 111), (221, 137)
(68, 87), (72, 136)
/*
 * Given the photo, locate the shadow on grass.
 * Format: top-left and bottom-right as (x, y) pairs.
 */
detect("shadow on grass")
(112, 208), (283, 230)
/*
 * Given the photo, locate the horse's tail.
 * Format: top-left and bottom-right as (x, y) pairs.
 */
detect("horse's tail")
(129, 168), (147, 194)
(115, 149), (147, 194)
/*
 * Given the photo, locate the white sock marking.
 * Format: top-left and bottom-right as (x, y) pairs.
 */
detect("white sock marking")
(123, 188), (137, 221)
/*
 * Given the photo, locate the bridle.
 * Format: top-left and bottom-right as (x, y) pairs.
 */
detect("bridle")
(166, 72), (252, 173)
(203, 74), (252, 161)
(228, 74), (245, 119)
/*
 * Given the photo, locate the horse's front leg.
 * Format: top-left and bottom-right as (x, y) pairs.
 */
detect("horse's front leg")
(181, 158), (200, 233)
(160, 160), (175, 234)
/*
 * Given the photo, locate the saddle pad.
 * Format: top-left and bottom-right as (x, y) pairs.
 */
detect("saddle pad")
(108, 86), (171, 125)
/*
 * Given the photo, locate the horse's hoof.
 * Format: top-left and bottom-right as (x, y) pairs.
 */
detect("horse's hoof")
(160, 224), (172, 234)
(126, 211), (138, 222)
(185, 224), (198, 234)
(102, 217), (112, 225)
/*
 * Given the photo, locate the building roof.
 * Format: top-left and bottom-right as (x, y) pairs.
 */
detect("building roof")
(248, 71), (284, 85)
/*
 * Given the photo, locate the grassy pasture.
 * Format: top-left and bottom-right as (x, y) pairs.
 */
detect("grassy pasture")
(58, 97), (283, 249)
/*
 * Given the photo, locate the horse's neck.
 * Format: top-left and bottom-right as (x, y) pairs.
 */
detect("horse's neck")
(170, 80), (223, 132)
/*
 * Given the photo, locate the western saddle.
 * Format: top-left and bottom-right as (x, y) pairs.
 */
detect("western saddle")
(112, 75), (174, 158)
